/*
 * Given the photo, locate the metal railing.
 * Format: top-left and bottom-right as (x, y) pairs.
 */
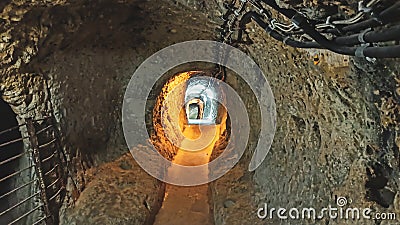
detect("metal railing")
(0, 116), (72, 225)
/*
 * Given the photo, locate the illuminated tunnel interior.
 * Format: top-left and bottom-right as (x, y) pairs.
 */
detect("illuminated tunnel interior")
(0, 0), (399, 224)
(150, 71), (228, 224)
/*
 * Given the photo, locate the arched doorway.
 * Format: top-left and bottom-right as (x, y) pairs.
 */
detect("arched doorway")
(186, 98), (205, 120)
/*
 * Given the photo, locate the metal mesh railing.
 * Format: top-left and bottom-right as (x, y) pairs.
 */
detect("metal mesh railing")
(0, 116), (69, 225)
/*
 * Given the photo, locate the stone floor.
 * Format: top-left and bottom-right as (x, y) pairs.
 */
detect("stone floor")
(153, 125), (221, 225)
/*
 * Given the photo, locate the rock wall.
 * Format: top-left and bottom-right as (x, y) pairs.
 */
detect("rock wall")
(210, 38), (399, 225)
(151, 71), (192, 160)
(60, 153), (165, 225)
(199, 1), (400, 225)
(0, 0), (218, 223)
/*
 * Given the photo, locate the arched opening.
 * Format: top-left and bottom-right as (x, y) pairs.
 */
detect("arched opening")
(187, 99), (204, 120)
(189, 102), (201, 119)
(0, 98), (24, 224)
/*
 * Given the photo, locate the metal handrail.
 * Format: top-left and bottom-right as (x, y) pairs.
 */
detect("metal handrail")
(8, 204), (44, 225)
(38, 139), (56, 149)
(44, 164), (59, 176)
(0, 165), (33, 183)
(41, 151), (56, 163)
(32, 216), (47, 225)
(49, 186), (64, 201)
(0, 136), (29, 148)
(35, 125), (53, 135)
(0, 179), (38, 200)
(0, 150), (30, 166)
(0, 192), (40, 217)
(46, 178), (60, 190)
(0, 115), (70, 224)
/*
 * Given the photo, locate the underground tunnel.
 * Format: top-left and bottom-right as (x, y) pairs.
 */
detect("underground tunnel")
(149, 71), (229, 224)
(0, 0), (400, 225)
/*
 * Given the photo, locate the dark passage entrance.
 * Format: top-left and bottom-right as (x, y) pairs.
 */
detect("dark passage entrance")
(0, 98), (27, 224)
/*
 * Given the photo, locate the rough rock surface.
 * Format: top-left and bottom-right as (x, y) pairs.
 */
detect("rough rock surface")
(0, 0), (217, 223)
(199, 1), (400, 225)
(0, 0), (399, 225)
(60, 153), (165, 225)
